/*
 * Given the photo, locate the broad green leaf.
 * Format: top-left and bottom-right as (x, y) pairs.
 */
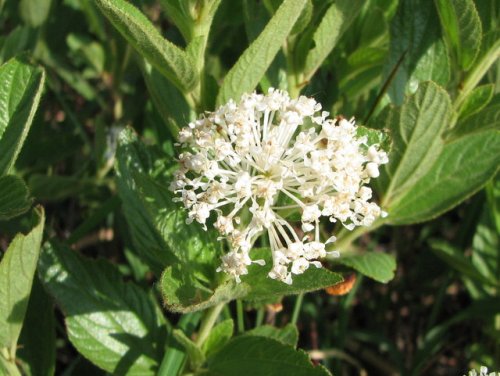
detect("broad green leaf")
(450, 95), (500, 140)
(377, 82), (452, 206)
(387, 130), (500, 224)
(206, 336), (331, 376)
(115, 129), (179, 273)
(454, 30), (500, 109)
(158, 0), (193, 42)
(0, 26), (37, 64)
(95, 0), (197, 93)
(116, 128), (219, 277)
(141, 61), (191, 138)
(0, 57), (45, 176)
(161, 265), (250, 313)
(161, 248), (343, 313)
(242, 248), (343, 301)
(244, 323), (299, 347)
(301, 0), (363, 82)
(336, 252), (396, 283)
(202, 319), (234, 358)
(172, 329), (205, 370)
(0, 175), (32, 220)
(385, 0), (450, 104)
(39, 241), (167, 375)
(19, 0), (52, 27)
(217, 0), (308, 105)
(457, 84), (494, 119)
(17, 277), (55, 376)
(0, 207), (44, 354)
(435, 0), (482, 70)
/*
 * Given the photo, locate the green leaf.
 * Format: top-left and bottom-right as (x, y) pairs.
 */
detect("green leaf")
(116, 128), (219, 276)
(244, 323), (299, 347)
(457, 84), (494, 119)
(160, 265), (249, 313)
(158, 0), (193, 42)
(172, 329), (205, 370)
(206, 336), (331, 376)
(377, 82), (452, 207)
(336, 252), (396, 283)
(202, 319), (234, 358)
(385, 0), (450, 104)
(19, 0), (52, 27)
(355, 126), (391, 153)
(242, 248), (343, 301)
(0, 207), (44, 354)
(141, 61), (191, 138)
(115, 129), (180, 273)
(301, 0), (363, 82)
(453, 29), (500, 112)
(387, 130), (500, 224)
(429, 240), (495, 286)
(0, 175), (32, 220)
(161, 248), (343, 313)
(435, 0), (482, 70)
(95, 0), (197, 93)
(0, 26), (38, 64)
(217, 0), (308, 105)
(38, 241), (167, 375)
(450, 95), (500, 140)
(0, 56), (45, 176)
(17, 277), (56, 376)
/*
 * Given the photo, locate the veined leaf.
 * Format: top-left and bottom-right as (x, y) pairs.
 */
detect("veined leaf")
(242, 248), (343, 301)
(244, 323), (299, 347)
(0, 207), (44, 354)
(116, 128), (219, 277)
(450, 95), (500, 140)
(161, 248), (343, 313)
(0, 56), (45, 176)
(302, 0), (363, 82)
(387, 130), (500, 224)
(0, 175), (32, 220)
(202, 319), (234, 358)
(206, 336), (331, 376)
(435, 0), (482, 70)
(457, 84), (494, 120)
(141, 61), (192, 138)
(385, 0), (450, 104)
(39, 241), (167, 375)
(336, 252), (396, 283)
(377, 82), (452, 207)
(95, 0), (197, 93)
(217, 0), (308, 105)
(115, 129), (179, 274)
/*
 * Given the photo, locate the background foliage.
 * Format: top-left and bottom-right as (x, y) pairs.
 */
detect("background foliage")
(0, 0), (498, 375)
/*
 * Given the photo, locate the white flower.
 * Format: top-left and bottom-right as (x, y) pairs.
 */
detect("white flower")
(172, 88), (388, 283)
(464, 366), (499, 376)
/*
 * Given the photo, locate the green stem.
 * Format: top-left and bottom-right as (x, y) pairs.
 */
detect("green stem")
(291, 293), (304, 325)
(236, 300), (245, 333)
(195, 303), (225, 347)
(255, 307), (265, 327)
(0, 349), (21, 376)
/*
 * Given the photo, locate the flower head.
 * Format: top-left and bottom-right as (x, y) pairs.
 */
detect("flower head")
(172, 89), (388, 284)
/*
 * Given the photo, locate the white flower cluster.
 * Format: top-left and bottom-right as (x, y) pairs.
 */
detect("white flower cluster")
(465, 366), (499, 376)
(171, 89), (388, 284)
